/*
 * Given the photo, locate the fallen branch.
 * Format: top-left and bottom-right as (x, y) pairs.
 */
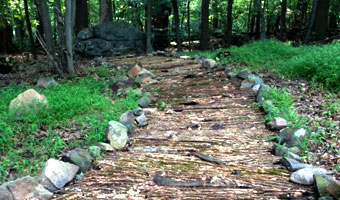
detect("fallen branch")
(188, 151), (224, 165)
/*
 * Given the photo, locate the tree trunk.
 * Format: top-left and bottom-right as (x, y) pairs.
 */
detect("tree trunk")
(187, 0), (191, 49)
(171, 0), (182, 51)
(54, 0), (66, 67)
(314, 0), (330, 40)
(247, 0), (253, 33)
(24, 0), (37, 59)
(296, 0), (308, 20)
(212, 0), (218, 30)
(255, 0), (266, 40)
(304, 0), (318, 44)
(279, 0), (287, 40)
(99, 0), (113, 24)
(200, 0), (210, 50)
(65, 0), (75, 74)
(146, 0), (153, 53)
(75, 0), (88, 34)
(223, 0), (233, 47)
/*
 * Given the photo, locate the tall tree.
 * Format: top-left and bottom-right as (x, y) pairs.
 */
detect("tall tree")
(200, 0), (210, 50)
(75, 0), (88, 34)
(212, 0), (218, 30)
(172, 0), (182, 51)
(187, 0), (191, 49)
(279, 0), (287, 40)
(314, 0), (330, 40)
(24, 0), (37, 59)
(54, 0), (66, 66)
(255, 0), (266, 40)
(146, 0), (153, 53)
(223, 0), (233, 47)
(65, 0), (75, 74)
(304, 0), (318, 44)
(99, 0), (113, 24)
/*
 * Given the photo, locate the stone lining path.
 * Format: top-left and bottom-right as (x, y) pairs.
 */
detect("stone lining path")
(55, 56), (312, 199)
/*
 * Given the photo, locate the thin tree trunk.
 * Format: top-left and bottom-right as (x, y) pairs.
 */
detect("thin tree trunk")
(314, 0), (330, 40)
(146, 0), (153, 53)
(255, 0), (266, 40)
(279, 0), (287, 40)
(54, 0), (66, 67)
(172, 0), (182, 51)
(200, 0), (210, 50)
(24, 0), (37, 59)
(304, 0), (318, 44)
(65, 0), (75, 74)
(212, 0), (218, 30)
(247, 0), (253, 33)
(224, 0), (233, 47)
(187, 0), (191, 49)
(99, 0), (113, 24)
(75, 0), (89, 34)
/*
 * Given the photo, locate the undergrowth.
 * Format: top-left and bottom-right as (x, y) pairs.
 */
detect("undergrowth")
(0, 67), (140, 183)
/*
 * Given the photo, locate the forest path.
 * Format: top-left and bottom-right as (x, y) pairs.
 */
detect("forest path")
(56, 56), (311, 199)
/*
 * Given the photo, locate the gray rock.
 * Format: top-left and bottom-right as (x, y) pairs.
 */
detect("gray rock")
(201, 59), (216, 69)
(88, 146), (102, 158)
(252, 84), (261, 94)
(107, 121), (128, 150)
(241, 79), (256, 89)
(40, 158), (79, 190)
(290, 167), (330, 185)
(37, 76), (58, 88)
(62, 148), (93, 172)
(289, 146), (301, 155)
(9, 89), (48, 118)
(77, 27), (94, 40)
(315, 174), (340, 199)
(274, 146), (302, 161)
(280, 157), (313, 171)
(139, 96), (151, 108)
(256, 84), (268, 107)
(135, 113), (148, 127)
(279, 128), (306, 147)
(247, 75), (263, 85)
(237, 69), (251, 79)
(0, 185), (14, 200)
(96, 142), (116, 152)
(227, 71), (237, 79)
(4, 176), (52, 200)
(263, 100), (275, 113)
(75, 172), (85, 181)
(133, 108), (144, 116)
(136, 69), (155, 80)
(267, 117), (288, 131)
(318, 197), (334, 200)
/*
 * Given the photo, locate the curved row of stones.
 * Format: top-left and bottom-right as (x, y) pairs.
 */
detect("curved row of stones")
(0, 61), (155, 200)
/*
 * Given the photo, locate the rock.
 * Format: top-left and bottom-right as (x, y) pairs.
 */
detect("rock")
(211, 123), (224, 130)
(252, 84), (261, 94)
(280, 157), (313, 171)
(88, 146), (101, 158)
(119, 111), (136, 136)
(136, 69), (155, 80)
(315, 174), (340, 199)
(97, 142), (116, 152)
(62, 148), (93, 172)
(139, 96), (151, 108)
(3, 176), (53, 200)
(256, 84), (268, 107)
(290, 167), (330, 185)
(318, 197), (334, 200)
(274, 146), (302, 161)
(37, 76), (58, 88)
(237, 69), (251, 79)
(263, 100), (275, 113)
(227, 71), (237, 79)
(187, 121), (199, 129)
(75, 172), (85, 181)
(247, 75), (263, 85)
(107, 121), (128, 150)
(9, 89), (48, 118)
(201, 59), (216, 69)
(133, 108), (144, 116)
(180, 56), (190, 59)
(0, 185), (14, 200)
(40, 158), (79, 190)
(128, 64), (143, 78)
(267, 117), (288, 131)
(75, 21), (145, 57)
(289, 147), (301, 155)
(241, 79), (256, 89)
(135, 113), (148, 127)
(154, 50), (166, 56)
(279, 128), (306, 147)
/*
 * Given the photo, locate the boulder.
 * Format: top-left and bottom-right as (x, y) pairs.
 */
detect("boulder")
(241, 79), (256, 89)
(247, 75), (263, 85)
(136, 69), (155, 80)
(107, 121), (128, 150)
(274, 146), (302, 161)
(279, 128), (306, 147)
(88, 146), (102, 158)
(40, 158), (79, 190)
(267, 117), (288, 131)
(290, 167), (330, 185)
(315, 174), (340, 199)
(279, 157), (313, 171)
(75, 21), (145, 57)
(0, 185), (14, 200)
(135, 113), (148, 127)
(128, 64), (143, 78)
(237, 69), (251, 79)
(97, 142), (116, 152)
(37, 76), (58, 88)
(252, 84), (261, 94)
(62, 148), (93, 172)
(138, 96), (151, 108)
(119, 111), (136, 136)
(9, 89), (48, 118)
(201, 59), (216, 69)
(256, 84), (268, 107)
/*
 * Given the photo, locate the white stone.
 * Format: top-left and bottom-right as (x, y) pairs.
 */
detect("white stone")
(290, 167), (330, 185)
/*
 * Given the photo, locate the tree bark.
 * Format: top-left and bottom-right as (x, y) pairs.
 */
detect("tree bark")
(255, 0), (266, 40)
(99, 0), (113, 24)
(24, 0), (37, 59)
(314, 0), (330, 40)
(304, 0), (318, 44)
(212, 0), (218, 30)
(172, 0), (182, 51)
(187, 0), (191, 49)
(223, 0), (233, 47)
(279, 0), (287, 40)
(200, 0), (210, 50)
(146, 0), (153, 53)
(54, 0), (66, 67)
(247, 0), (253, 33)
(65, 0), (75, 75)
(75, 0), (89, 34)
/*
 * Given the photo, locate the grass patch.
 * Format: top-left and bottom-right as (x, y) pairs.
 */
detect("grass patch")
(0, 73), (140, 183)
